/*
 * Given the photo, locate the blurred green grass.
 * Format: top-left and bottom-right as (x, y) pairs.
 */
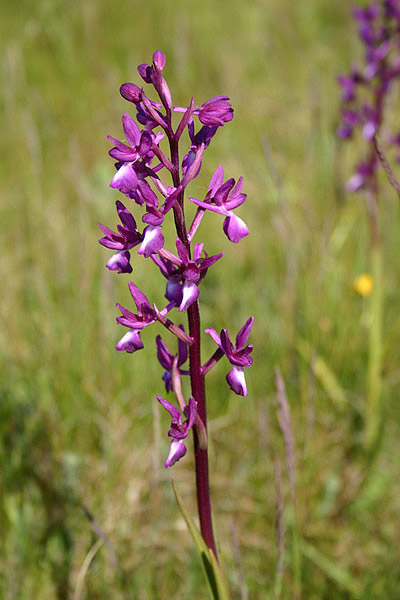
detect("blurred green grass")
(1, 0), (400, 598)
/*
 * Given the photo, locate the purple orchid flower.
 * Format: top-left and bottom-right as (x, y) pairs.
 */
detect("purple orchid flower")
(116, 329), (144, 353)
(181, 120), (219, 180)
(151, 254), (183, 306)
(108, 113), (154, 194)
(105, 250), (132, 274)
(346, 160), (376, 192)
(189, 166), (249, 243)
(206, 317), (254, 396)
(98, 201), (142, 273)
(115, 282), (158, 353)
(156, 331), (189, 392)
(198, 95), (234, 127)
(337, 108), (362, 139)
(175, 238), (224, 312)
(137, 225), (164, 258)
(338, 72), (359, 103)
(136, 181), (180, 258)
(157, 395), (197, 467)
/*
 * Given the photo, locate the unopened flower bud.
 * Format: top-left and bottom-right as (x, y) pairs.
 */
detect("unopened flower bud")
(120, 83), (142, 104)
(153, 50), (166, 71)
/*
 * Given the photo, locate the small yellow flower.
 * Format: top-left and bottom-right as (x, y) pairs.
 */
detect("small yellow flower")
(353, 273), (373, 297)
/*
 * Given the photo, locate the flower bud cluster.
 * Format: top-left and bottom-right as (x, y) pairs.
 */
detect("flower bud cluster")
(99, 50), (254, 467)
(337, 0), (400, 191)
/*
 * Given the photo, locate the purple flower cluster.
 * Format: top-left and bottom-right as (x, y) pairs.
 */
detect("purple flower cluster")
(99, 51), (253, 468)
(337, 0), (400, 191)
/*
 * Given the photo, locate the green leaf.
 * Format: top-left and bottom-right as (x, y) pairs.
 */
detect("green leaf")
(172, 480), (230, 600)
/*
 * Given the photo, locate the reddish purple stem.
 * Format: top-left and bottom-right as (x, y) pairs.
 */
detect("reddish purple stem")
(168, 119), (218, 558)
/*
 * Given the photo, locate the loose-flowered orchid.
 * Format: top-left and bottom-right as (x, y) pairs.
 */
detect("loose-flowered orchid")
(99, 49), (254, 557)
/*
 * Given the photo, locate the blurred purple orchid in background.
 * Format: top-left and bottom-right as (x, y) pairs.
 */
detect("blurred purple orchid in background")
(337, 0), (400, 191)
(337, 2), (399, 454)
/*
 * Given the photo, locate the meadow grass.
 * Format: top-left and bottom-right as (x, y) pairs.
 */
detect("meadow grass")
(1, 0), (400, 598)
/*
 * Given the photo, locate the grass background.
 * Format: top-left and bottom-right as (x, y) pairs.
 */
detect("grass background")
(1, 0), (400, 598)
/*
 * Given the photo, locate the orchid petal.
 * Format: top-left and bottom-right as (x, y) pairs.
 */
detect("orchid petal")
(200, 252), (224, 270)
(116, 329), (144, 353)
(106, 251), (132, 274)
(236, 316), (254, 348)
(164, 439), (187, 468)
(193, 243), (204, 262)
(110, 163), (138, 194)
(205, 328), (222, 348)
(226, 366), (248, 396)
(157, 395), (182, 423)
(220, 329), (234, 357)
(214, 178), (235, 205)
(122, 113), (141, 147)
(185, 396), (197, 430)
(223, 213), (249, 243)
(208, 166), (224, 195)
(156, 335), (173, 370)
(179, 281), (199, 312)
(127, 281), (151, 312)
(188, 196), (228, 216)
(138, 226), (164, 258)
(175, 237), (189, 264)
(116, 201), (137, 230)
